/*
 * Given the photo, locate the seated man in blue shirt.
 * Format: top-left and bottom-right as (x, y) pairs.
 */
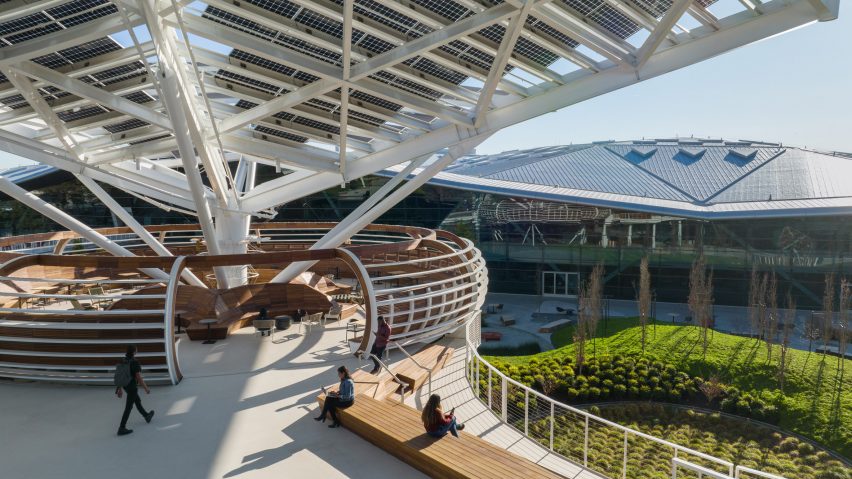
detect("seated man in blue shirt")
(315, 365), (355, 428)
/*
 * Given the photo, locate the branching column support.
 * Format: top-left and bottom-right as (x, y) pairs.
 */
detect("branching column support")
(142, 0), (249, 287)
(271, 135), (489, 284)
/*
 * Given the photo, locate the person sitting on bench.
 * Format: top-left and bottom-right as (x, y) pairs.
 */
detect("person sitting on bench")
(422, 394), (465, 438)
(315, 366), (355, 428)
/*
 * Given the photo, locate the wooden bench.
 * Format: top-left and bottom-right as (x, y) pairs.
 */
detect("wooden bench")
(392, 344), (454, 393)
(318, 369), (407, 405)
(330, 395), (565, 479)
(538, 319), (572, 333)
(481, 331), (502, 342)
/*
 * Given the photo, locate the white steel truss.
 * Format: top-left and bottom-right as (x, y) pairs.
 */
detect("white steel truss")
(0, 0), (838, 286)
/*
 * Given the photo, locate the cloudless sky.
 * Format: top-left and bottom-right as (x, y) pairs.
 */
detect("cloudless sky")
(0, 4), (849, 170)
(477, 7), (852, 155)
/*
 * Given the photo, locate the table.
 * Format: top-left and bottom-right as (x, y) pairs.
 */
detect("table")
(668, 313), (680, 324)
(199, 318), (218, 344)
(345, 320), (364, 345)
(274, 315), (292, 330)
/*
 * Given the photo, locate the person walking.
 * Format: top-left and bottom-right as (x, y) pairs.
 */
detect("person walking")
(115, 345), (154, 436)
(361, 316), (391, 374)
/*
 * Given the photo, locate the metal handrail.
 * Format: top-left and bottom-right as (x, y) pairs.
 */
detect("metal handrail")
(734, 466), (787, 479)
(369, 353), (409, 403)
(391, 341), (433, 395)
(673, 458), (733, 479)
(466, 337), (738, 478)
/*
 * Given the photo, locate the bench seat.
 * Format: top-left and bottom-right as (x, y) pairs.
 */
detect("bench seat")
(393, 344), (454, 392)
(331, 395), (564, 479)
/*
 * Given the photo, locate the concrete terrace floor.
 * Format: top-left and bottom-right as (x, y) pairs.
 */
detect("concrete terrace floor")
(0, 317), (603, 479)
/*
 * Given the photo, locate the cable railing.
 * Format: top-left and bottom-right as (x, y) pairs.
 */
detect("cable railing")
(463, 323), (780, 479)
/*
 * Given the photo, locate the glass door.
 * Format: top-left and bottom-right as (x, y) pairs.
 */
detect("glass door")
(542, 271), (579, 297)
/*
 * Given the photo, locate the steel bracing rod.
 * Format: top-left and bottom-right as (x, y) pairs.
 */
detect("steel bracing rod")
(140, 0), (236, 209)
(239, 0), (832, 213)
(339, 0), (354, 180)
(0, 12), (145, 66)
(270, 135), (487, 284)
(8, 62), (171, 130)
(634, 0), (693, 70)
(808, 0), (840, 21)
(76, 176), (206, 287)
(0, 176), (170, 281)
(473, 1), (533, 128)
(0, 130), (199, 212)
(0, 65), (200, 284)
(282, 0), (529, 97)
(269, 154), (429, 283)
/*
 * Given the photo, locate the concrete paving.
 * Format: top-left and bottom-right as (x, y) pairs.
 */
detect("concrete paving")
(0, 314), (605, 479)
(480, 292), (842, 354)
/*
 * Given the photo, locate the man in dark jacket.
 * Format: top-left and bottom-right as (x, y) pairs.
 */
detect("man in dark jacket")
(116, 345), (155, 436)
(367, 316), (391, 374)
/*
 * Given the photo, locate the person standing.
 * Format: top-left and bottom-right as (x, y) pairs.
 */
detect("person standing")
(115, 345), (154, 436)
(363, 316), (391, 374)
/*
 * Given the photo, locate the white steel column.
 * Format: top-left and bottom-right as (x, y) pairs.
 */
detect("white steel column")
(271, 136), (488, 283)
(77, 175), (206, 287)
(0, 175), (170, 281)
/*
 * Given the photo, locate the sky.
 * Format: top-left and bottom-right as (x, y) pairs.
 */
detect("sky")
(0, 2), (849, 170)
(477, 6), (852, 155)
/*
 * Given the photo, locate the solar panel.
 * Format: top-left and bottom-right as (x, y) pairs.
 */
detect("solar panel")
(254, 125), (309, 143)
(129, 133), (171, 145)
(103, 118), (150, 134)
(0, 1), (118, 46)
(215, 70), (279, 95)
(409, 0), (471, 22)
(124, 91), (154, 104)
(57, 105), (108, 122)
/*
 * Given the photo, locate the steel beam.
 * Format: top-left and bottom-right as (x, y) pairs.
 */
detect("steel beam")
(634, 0), (693, 69)
(0, 175), (170, 282)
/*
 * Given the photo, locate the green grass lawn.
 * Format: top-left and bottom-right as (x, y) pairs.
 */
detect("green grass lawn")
(488, 317), (852, 458)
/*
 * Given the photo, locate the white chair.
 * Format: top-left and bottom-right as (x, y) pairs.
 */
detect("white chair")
(299, 312), (322, 334)
(324, 306), (342, 326)
(253, 319), (276, 340)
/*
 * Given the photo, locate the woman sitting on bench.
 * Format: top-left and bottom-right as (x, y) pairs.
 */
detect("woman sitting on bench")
(422, 394), (465, 438)
(315, 366), (355, 428)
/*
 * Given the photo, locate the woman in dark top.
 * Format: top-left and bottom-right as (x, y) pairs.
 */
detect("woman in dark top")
(315, 366), (355, 428)
(421, 394), (464, 438)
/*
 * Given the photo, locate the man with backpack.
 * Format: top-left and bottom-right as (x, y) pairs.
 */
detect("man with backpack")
(115, 345), (154, 436)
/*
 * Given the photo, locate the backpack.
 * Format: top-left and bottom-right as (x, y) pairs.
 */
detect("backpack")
(114, 360), (132, 387)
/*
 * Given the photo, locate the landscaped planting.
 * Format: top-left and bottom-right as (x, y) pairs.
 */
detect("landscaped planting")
(527, 403), (851, 479)
(483, 317), (851, 460)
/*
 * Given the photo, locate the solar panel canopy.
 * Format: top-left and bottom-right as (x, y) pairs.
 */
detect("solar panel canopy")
(0, 0), (839, 251)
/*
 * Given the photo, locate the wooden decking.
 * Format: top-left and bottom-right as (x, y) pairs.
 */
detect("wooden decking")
(337, 395), (565, 479)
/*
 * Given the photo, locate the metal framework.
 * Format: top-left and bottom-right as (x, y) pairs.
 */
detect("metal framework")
(0, 0), (838, 286)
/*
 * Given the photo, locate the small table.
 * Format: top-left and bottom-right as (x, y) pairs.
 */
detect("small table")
(275, 315), (292, 330)
(345, 320), (364, 344)
(199, 318), (218, 344)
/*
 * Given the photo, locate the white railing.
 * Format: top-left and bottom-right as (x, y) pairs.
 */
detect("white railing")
(734, 466), (787, 479)
(673, 458), (733, 479)
(465, 330), (741, 478)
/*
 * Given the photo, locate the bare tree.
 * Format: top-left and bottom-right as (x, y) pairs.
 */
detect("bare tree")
(839, 278), (849, 372)
(587, 263), (604, 358)
(688, 254), (714, 357)
(748, 266), (761, 338)
(576, 280), (589, 375)
(822, 273), (836, 359)
(778, 291), (795, 392)
(758, 272), (769, 341)
(765, 272), (778, 361)
(699, 375), (725, 407)
(637, 256), (651, 355)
